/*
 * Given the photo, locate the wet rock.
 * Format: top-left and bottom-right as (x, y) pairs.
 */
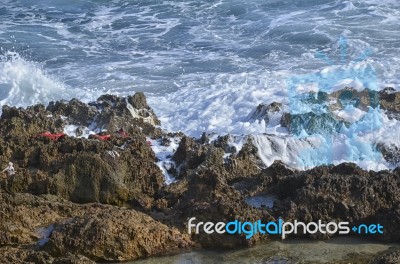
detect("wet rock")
(45, 93), (161, 137)
(224, 139), (261, 183)
(213, 135), (237, 154)
(173, 135), (261, 184)
(2, 134), (164, 208)
(198, 132), (209, 144)
(280, 111), (346, 135)
(376, 143), (400, 165)
(93, 92), (161, 135)
(369, 248), (400, 264)
(128, 92), (152, 110)
(265, 163), (400, 241)
(172, 136), (208, 179)
(280, 112), (292, 130)
(0, 247), (95, 264)
(249, 102), (282, 124)
(0, 94), (165, 208)
(0, 193), (192, 262)
(329, 87), (380, 112)
(46, 99), (97, 127)
(0, 104), (65, 139)
(0, 93), (196, 262)
(75, 126), (85, 137)
(45, 206), (192, 262)
(163, 144), (272, 249)
(379, 87), (400, 116)
(0, 93), (164, 209)
(3, 89), (400, 263)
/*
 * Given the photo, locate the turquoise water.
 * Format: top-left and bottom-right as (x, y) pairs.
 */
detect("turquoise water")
(2, 2), (400, 262)
(2, 0), (400, 169)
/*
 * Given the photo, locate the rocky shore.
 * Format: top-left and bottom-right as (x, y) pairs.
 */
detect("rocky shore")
(1, 89), (400, 263)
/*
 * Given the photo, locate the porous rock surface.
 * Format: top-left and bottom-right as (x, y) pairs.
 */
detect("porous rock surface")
(1, 90), (400, 263)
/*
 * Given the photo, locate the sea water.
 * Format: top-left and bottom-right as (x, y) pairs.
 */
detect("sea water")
(1, 0), (400, 171)
(128, 237), (399, 264)
(1, 1), (400, 262)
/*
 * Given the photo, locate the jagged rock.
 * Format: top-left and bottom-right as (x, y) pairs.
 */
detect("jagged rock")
(213, 135), (237, 154)
(0, 193), (192, 262)
(173, 135), (260, 183)
(44, 206), (192, 262)
(329, 87), (379, 112)
(128, 92), (152, 110)
(0, 94), (165, 208)
(0, 104), (65, 139)
(280, 112), (292, 130)
(0, 93), (195, 262)
(249, 102), (282, 124)
(46, 99), (97, 127)
(376, 143), (400, 165)
(1, 92), (161, 140)
(379, 87), (400, 119)
(280, 111), (346, 135)
(231, 160), (294, 196)
(0, 247), (95, 264)
(3, 89), (400, 263)
(93, 92), (161, 135)
(369, 248), (400, 264)
(265, 163), (400, 241)
(172, 136), (208, 179)
(161, 143), (272, 249)
(224, 139), (261, 182)
(1, 133), (164, 208)
(198, 132), (209, 144)
(0, 247), (53, 264)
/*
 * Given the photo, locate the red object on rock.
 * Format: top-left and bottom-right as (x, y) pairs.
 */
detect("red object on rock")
(117, 129), (130, 138)
(37, 132), (66, 141)
(147, 141), (152, 146)
(90, 134), (111, 141)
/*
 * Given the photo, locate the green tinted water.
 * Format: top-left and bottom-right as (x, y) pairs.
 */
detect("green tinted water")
(128, 238), (398, 264)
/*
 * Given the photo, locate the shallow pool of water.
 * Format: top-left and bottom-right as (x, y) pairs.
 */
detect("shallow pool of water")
(128, 237), (398, 264)
(245, 194), (276, 209)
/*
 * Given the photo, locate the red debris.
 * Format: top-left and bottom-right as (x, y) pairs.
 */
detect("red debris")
(37, 132), (66, 141)
(90, 134), (111, 141)
(147, 141), (152, 146)
(117, 128), (130, 138)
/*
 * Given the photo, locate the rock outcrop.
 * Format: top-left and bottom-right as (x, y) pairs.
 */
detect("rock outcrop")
(1, 90), (400, 263)
(0, 93), (192, 262)
(0, 193), (191, 263)
(261, 163), (400, 241)
(369, 249), (400, 264)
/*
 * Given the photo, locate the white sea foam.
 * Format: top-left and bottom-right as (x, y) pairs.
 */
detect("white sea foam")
(0, 52), (65, 109)
(147, 71), (289, 137)
(0, 52), (97, 112)
(146, 61), (400, 172)
(1, 0), (400, 173)
(333, 106), (367, 123)
(147, 137), (181, 185)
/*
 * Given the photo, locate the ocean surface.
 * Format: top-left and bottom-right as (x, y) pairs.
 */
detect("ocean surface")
(1, 0), (400, 171)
